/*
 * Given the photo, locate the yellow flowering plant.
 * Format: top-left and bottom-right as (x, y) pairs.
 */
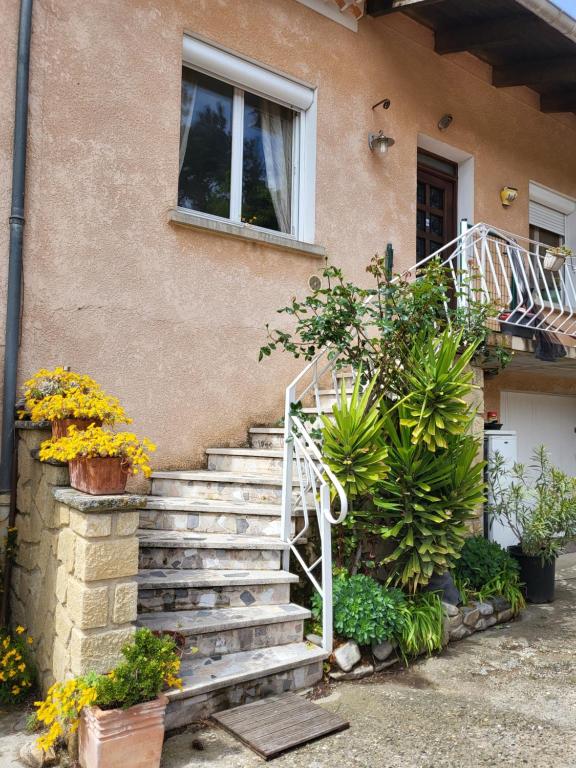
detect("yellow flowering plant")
(35, 630), (182, 751)
(0, 627), (35, 704)
(29, 390), (130, 425)
(39, 425), (156, 477)
(21, 366), (131, 425)
(35, 674), (98, 752)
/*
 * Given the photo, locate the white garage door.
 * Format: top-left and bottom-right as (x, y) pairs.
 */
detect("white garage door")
(501, 391), (576, 475)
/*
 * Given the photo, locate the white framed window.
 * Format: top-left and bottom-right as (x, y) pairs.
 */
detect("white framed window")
(178, 36), (317, 242)
(529, 182), (576, 307)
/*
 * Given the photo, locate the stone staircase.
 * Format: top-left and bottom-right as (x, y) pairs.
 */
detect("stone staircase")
(135, 426), (327, 730)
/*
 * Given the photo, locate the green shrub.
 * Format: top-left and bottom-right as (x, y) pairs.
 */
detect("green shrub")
(454, 537), (525, 615)
(94, 629), (181, 710)
(312, 574), (407, 646)
(454, 536), (519, 591)
(397, 592), (444, 661)
(477, 575), (525, 615)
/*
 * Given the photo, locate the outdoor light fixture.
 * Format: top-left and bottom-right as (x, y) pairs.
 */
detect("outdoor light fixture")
(368, 130), (395, 154)
(500, 186), (518, 207)
(438, 113), (453, 131)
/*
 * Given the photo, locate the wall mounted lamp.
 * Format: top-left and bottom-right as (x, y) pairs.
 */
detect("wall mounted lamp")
(438, 113), (453, 131)
(368, 130), (395, 154)
(500, 186), (518, 207)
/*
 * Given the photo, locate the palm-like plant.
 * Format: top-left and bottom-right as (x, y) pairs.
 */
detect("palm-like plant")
(399, 329), (479, 452)
(361, 408), (485, 592)
(321, 373), (389, 503)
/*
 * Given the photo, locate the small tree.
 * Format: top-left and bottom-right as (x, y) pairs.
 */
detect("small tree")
(487, 446), (576, 562)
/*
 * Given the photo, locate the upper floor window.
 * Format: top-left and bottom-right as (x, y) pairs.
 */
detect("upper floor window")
(179, 37), (317, 242)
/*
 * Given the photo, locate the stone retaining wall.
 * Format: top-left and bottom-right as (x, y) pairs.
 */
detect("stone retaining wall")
(327, 596), (515, 681)
(10, 425), (144, 692)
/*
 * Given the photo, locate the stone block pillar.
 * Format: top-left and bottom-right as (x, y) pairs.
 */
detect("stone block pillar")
(10, 423), (145, 692)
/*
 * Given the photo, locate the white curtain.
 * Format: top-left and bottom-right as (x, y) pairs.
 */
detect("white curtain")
(179, 77), (197, 175)
(260, 101), (292, 234)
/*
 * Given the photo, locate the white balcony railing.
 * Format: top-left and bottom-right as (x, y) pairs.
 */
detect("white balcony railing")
(281, 222), (574, 653)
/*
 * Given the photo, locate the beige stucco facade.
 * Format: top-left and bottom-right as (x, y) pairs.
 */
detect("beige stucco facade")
(1, 0), (576, 469)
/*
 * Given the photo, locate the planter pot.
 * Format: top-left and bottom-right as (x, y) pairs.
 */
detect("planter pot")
(69, 456), (129, 495)
(79, 694), (168, 768)
(508, 545), (556, 603)
(543, 251), (566, 272)
(52, 417), (102, 439)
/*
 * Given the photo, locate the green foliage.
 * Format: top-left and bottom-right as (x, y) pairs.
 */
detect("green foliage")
(454, 536), (519, 591)
(399, 330), (478, 452)
(321, 373), (388, 502)
(487, 446), (576, 562)
(259, 257), (508, 391)
(397, 592), (444, 660)
(94, 629), (181, 710)
(311, 574), (407, 646)
(361, 413), (484, 593)
(477, 575), (525, 616)
(261, 257), (491, 591)
(454, 537), (525, 615)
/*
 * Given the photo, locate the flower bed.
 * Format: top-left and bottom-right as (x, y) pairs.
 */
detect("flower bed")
(322, 596), (517, 681)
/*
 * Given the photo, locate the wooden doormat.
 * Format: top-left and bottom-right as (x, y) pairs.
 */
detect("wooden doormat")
(212, 693), (350, 760)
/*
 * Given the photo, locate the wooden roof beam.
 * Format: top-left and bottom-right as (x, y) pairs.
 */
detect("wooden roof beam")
(435, 16), (541, 55)
(493, 56), (576, 87)
(540, 88), (576, 112)
(366, 0), (445, 17)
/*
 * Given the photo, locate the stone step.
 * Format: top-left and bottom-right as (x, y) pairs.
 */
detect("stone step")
(137, 604), (309, 658)
(151, 470), (296, 504)
(139, 497), (295, 538)
(249, 427), (284, 450)
(138, 530), (287, 571)
(206, 448), (284, 475)
(164, 642), (326, 730)
(136, 568), (298, 613)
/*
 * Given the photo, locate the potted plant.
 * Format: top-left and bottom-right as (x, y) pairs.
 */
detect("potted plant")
(35, 629), (182, 768)
(39, 424), (156, 494)
(486, 446), (576, 603)
(543, 244), (572, 272)
(22, 367), (131, 437)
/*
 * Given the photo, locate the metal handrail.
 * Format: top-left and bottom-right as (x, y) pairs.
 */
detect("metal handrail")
(280, 222), (574, 653)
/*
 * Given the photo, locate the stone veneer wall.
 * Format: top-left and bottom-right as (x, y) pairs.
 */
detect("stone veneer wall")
(10, 424), (145, 693)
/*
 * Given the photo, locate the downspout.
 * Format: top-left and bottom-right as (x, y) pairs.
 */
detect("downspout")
(0, 0), (34, 494)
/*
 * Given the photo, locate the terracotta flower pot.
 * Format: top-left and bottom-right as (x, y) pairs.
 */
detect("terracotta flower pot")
(52, 417), (102, 439)
(79, 694), (168, 768)
(69, 456), (129, 495)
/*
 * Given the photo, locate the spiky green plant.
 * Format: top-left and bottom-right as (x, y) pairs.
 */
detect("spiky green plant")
(364, 411), (485, 592)
(397, 592), (444, 660)
(321, 373), (389, 502)
(399, 329), (480, 452)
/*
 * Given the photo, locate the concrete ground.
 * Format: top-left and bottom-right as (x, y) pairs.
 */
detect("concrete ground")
(160, 553), (576, 768)
(1, 554), (575, 767)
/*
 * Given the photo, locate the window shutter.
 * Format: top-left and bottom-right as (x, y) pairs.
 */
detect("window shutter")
(529, 201), (566, 236)
(182, 37), (314, 111)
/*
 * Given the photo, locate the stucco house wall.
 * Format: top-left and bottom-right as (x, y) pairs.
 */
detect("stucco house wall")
(1, 0), (576, 468)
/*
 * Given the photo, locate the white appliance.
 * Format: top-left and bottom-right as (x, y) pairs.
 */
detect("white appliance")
(484, 430), (518, 549)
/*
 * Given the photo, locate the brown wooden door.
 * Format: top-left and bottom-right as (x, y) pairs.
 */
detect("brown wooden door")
(416, 157), (457, 261)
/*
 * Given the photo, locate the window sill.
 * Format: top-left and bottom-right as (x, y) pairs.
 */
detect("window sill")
(169, 208), (326, 259)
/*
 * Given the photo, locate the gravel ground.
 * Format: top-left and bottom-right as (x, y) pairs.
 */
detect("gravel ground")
(2, 554), (575, 767)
